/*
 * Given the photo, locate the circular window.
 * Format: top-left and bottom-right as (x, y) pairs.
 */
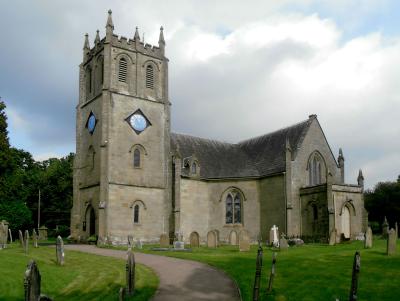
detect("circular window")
(130, 114), (147, 132)
(87, 114), (96, 134)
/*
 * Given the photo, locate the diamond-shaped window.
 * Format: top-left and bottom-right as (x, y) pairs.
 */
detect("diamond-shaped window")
(126, 109), (151, 135)
(86, 112), (97, 135)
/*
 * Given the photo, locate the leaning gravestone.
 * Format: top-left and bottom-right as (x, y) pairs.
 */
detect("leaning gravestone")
(382, 216), (389, 238)
(239, 230), (250, 252)
(127, 235), (133, 250)
(19, 230), (24, 247)
(56, 236), (65, 265)
(349, 251), (361, 301)
(279, 234), (289, 251)
(126, 250), (135, 295)
(24, 230), (30, 254)
(24, 260), (52, 301)
(32, 229), (38, 248)
(364, 227), (373, 249)
(329, 228), (337, 246)
(189, 232), (200, 248)
(159, 233), (169, 248)
(387, 229), (397, 256)
(9, 228), (13, 243)
(229, 230), (238, 246)
(207, 230), (217, 248)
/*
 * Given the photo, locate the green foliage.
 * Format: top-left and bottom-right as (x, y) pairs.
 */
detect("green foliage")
(135, 240), (400, 301)
(0, 201), (32, 230)
(365, 177), (400, 227)
(0, 243), (158, 300)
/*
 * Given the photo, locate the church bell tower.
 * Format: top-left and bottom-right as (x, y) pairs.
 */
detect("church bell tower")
(71, 10), (171, 244)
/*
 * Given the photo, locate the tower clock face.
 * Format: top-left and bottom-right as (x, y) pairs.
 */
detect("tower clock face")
(86, 112), (97, 134)
(130, 114), (147, 132)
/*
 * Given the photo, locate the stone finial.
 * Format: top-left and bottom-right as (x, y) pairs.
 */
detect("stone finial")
(134, 26), (140, 41)
(308, 114), (317, 120)
(106, 9), (114, 30)
(159, 26), (165, 46)
(94, 30), (100, 44)
(357, 169), (364, 187)
(338, 148), (344, 165)
(83, 33), (90, 50)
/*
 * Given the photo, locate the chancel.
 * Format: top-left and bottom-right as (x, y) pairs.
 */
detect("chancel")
(70, 11), (367, 245)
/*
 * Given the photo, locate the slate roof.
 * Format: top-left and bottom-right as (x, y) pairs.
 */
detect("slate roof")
(171, 117), (313, 179)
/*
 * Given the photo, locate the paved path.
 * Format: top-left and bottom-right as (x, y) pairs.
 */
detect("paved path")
(65, 245), (241, 301)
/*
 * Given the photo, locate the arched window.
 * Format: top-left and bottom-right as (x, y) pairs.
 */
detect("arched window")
(133, 148), (141, 168)
(146, 64), (154, 89)
(134, 204), (139, 224)
(234, 194), (241, 224)
(308, 153), (324, 186)
(118, 58), (127, 82)
(191, 162), (197, 174)
(225, 191), (242, 224)
(225, 194), (233, 224)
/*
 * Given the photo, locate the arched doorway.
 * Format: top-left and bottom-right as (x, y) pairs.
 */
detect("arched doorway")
(85, 206), (96, 236)
(342, 206), (350, 239)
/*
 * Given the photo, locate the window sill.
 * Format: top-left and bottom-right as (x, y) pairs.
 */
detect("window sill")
(223, 224), (243, 228)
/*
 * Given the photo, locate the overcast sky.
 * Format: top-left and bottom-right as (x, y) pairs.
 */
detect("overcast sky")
(1, 1), (399, 189)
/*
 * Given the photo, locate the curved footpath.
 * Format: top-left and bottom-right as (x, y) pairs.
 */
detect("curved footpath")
(65, 245), (241, 301)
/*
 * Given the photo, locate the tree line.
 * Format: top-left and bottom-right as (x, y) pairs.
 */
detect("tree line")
(0, 101), (73, 236)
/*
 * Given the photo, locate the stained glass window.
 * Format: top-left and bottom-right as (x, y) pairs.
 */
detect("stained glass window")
(226, 194), (233, 224)
(234, 194), (241, 224)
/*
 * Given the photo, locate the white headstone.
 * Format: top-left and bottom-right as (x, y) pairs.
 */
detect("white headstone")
(271, 225), (279, 248)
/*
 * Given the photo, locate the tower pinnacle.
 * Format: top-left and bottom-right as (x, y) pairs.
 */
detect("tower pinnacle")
(94, 30), (100, 44)
(158, 26), (165, 55)
(83, 33), (90, 60)
(134, 26), (140, 41)
(106, 9), (114, 30)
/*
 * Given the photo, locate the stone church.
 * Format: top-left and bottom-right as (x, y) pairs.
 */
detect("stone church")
(70, 11), (367, 245)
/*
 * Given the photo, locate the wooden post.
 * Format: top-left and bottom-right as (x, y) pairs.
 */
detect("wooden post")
(252, 244), (263, 301)
(267, 252), (277, 293)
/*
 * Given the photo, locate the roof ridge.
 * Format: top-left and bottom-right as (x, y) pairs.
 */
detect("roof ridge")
(237, 118), (311, 145)
(171, 132), (234, 147)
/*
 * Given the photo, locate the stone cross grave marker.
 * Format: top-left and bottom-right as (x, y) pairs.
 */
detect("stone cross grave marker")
(229, 230), (238, 246)
(207, 230), (217, 248)
(32, 229), (38, 248)
(279, 233), (288, 251)
(270, 225), (279, 248)
(9, 228), (13, 243)
(127, 235), (133, 250)
(56, 236), (65, 265)
(329, 228), (337, 246)
(364, 227), (373, 249)
(19, 230), (24, 247)
(189, 232), (200, 248)
(382, 216), (389, 238)
(24, 260), (52, 301)
(126, 250), (135, 295)
(252, 244), (263, 301)
(159, 233), (169, 248)
(349, 251), (360, 301)
(24, 230), (30, 254)
(239, 230), (250, 252)
(387, 228), (397, 256)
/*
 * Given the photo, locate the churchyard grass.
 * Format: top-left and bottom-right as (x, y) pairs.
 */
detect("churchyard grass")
(125, 238), (400, 301)
(0, 242), (158, 301)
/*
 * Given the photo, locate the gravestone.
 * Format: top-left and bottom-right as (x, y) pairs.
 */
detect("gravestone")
(127, 235), (133, 250)
(239, 230), (250, 252)
(24, 260), (52, 301)
(56, 236), (65, 265)
(0, 220), (9, 249)
(135, 239), (143, 250)
(396, 222), (398, 238)
(349, 251), (360, 301)
(173, 240), (185, 250)
(24, 230), (30, 254)
(9, 228), (13, 243)
(270, 225), (279, 247)
(364, 227), (373, 248)
(19, 230), (24, 247)
(189, 232), (200, 248)
(252, 244), (263, 300)
(382, 216), (389, 238)
(329, 228), (337, 245)
(213, 229), (220, 246)
(38, 226), (48, 241)
(229, 230), (238, 246)
(159, 234), (169, 248)
(279, 234), (289, 251)
(32, 229), (38, 248)
(387, 229), (397, 256)
(126, 250), (135, 295)
(207, 230), (217, 248)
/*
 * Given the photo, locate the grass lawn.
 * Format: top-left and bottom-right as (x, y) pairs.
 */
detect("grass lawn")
(126, 238), (400, 301)
(0, 242), (158, 301)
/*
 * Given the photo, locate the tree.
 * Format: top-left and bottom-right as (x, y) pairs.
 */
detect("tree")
(364, 176), (400, 228)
